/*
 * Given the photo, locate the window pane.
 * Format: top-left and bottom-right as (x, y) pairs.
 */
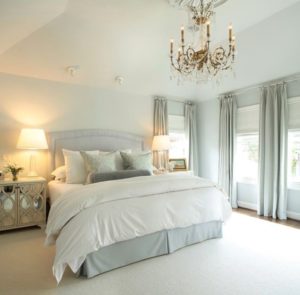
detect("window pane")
(236, 134), (259, 183)
(288, 131), (300, 183)
(168, 114), (186, 159)
(169, 132), (187, 159)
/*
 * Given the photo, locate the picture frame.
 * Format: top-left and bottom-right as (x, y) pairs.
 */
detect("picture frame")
(169, 158), (187, 171)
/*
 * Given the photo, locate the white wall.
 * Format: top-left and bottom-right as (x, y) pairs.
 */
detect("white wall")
(0, 72), (154, 177)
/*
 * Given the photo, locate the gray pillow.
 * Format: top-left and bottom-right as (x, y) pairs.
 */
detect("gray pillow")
(120, 151), (153, 173)
(88, 170), (152, 184)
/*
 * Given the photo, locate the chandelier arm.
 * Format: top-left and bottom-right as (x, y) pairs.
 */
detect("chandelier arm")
(170, 56), (184, 73)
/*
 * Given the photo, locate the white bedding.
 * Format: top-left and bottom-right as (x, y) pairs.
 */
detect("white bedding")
(48, 181), (83, 205)
(46, 174), (232, 283)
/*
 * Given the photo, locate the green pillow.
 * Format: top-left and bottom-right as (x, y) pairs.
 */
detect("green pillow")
(120, 152), (153, 174)
(80, 151), (117, 175)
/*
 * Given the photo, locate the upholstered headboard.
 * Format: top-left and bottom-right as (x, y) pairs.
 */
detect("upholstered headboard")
(47, 129), (144, 172)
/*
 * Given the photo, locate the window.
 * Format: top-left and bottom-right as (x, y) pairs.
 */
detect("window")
(236, 134), (259, 183)
(168, 115), (187, 159)
(288, 131), (300, 184)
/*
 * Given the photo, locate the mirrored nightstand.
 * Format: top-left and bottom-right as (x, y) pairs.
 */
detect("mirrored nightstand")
(0, 177), (46, 231)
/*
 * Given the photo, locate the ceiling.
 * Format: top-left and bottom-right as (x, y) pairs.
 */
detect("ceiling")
(0, 0), (299, 100)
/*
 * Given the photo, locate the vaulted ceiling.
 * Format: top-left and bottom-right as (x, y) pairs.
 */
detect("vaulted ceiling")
(0, 0), (299, 100)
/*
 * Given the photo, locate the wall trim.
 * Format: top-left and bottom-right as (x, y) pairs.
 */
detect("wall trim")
(237, 201), (257, 211)
(287, 211), (300, 221)
(238, 202), (300, 221)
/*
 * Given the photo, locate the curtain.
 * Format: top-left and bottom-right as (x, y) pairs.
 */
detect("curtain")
(218, 94), (237, 208)
(258, 83), (288, 220)
(184, 102), (199, 175)
(153, 98), (168, 169)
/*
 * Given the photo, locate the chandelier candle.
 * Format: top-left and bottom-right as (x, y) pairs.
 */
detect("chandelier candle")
(229, 24), (233, 42)
(232, 36), (236, 51)
(170, 39), (174, 55)
(207, 21), (210, 39)
(181, 26), (184, 43)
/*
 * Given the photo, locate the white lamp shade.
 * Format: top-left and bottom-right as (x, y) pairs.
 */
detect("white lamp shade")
(17, 128), (48, 150)
(152, 135), (170, 151)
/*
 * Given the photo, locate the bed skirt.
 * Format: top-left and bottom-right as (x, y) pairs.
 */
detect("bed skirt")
(77, 221), (223, 278)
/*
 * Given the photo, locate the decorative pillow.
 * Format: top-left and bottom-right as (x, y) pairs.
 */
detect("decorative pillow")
(80, 151), (117, 176)
(99, 149), (131, 170)
(88, 169), (151, 184)
(120, 151), (153, 174)
(63, 149), (99, 184)
(51, 165), (66, 181)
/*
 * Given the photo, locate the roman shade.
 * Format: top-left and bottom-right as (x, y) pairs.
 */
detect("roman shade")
(236, 104), (259, 134)
(288, 97), (300, 129)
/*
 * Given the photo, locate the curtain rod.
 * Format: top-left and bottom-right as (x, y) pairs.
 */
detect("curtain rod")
(219, 73), (300, 98)
(155, 97), (192, 104)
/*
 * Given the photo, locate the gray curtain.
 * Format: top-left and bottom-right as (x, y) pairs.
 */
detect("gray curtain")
(153, 98), (169, 169)
(258, 83), (288, 220)
(218, 94), (237, 208)
(184, 102), (199, 175)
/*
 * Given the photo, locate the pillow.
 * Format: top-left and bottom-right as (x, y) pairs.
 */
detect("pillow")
(80, 151), (117, 175)
(120, 151), (153, 174)
(88, 170), (151, 184)
(99, 149), (131, 170)
(51, 165), (66, 181)
(63, 149), (99, 184)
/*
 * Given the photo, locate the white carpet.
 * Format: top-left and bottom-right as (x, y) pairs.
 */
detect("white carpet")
(1, 212), (300, 295)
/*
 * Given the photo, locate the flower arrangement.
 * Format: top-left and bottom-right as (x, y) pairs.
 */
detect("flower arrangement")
(4, 163), (24, 181)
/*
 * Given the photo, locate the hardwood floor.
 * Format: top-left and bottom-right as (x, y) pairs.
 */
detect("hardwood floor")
(234, 208), (300, 229)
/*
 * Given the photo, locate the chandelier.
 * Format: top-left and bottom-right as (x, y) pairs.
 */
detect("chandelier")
(169, 0), (236, 83)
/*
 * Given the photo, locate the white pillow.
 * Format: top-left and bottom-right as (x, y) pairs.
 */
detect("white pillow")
(51, 165), (66, 181)
(63, 149), (99, 184)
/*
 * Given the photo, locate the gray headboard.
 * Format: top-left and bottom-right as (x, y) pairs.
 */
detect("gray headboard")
(47, 129), (144, 171)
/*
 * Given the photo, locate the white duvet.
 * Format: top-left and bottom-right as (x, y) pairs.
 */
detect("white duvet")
(45, 174), (232, 283)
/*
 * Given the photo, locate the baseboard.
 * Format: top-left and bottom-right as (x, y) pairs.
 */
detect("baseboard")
(237, 201), (257, 211)
(238, 201), (300, 221)
(287, 211), (300, 221)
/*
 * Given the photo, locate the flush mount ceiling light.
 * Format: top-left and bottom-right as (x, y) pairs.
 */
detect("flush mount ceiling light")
(66, 65), (80, 77)
(115, 76), (125, 85)
(168, 0), (236, 84)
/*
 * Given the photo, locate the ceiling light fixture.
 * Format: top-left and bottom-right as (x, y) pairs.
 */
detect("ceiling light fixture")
(169, 0), (236, 84)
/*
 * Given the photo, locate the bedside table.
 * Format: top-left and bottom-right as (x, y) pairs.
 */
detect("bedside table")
(0, 177), (46, 231)
(154, 170), (194, 176)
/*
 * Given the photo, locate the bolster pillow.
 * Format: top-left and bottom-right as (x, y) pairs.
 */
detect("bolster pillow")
(88, 169), (152, 184)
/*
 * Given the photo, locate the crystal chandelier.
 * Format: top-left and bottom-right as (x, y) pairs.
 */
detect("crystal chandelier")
(169, 0), (236, 84)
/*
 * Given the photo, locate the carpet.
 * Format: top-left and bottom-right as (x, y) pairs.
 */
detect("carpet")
(1, 212), (300, 295)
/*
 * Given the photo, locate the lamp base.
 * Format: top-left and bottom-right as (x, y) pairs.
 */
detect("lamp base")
(27, 153), (38, 177)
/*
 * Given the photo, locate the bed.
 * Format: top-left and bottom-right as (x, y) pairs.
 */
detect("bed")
(45, 129), (231, 283)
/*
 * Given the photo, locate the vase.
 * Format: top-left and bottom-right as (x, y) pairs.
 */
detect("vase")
(12, 174), (18, 181)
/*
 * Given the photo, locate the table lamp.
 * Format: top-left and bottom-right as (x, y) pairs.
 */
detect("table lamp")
(17, 128), (48, 177)
(152, 135), (170, 171)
